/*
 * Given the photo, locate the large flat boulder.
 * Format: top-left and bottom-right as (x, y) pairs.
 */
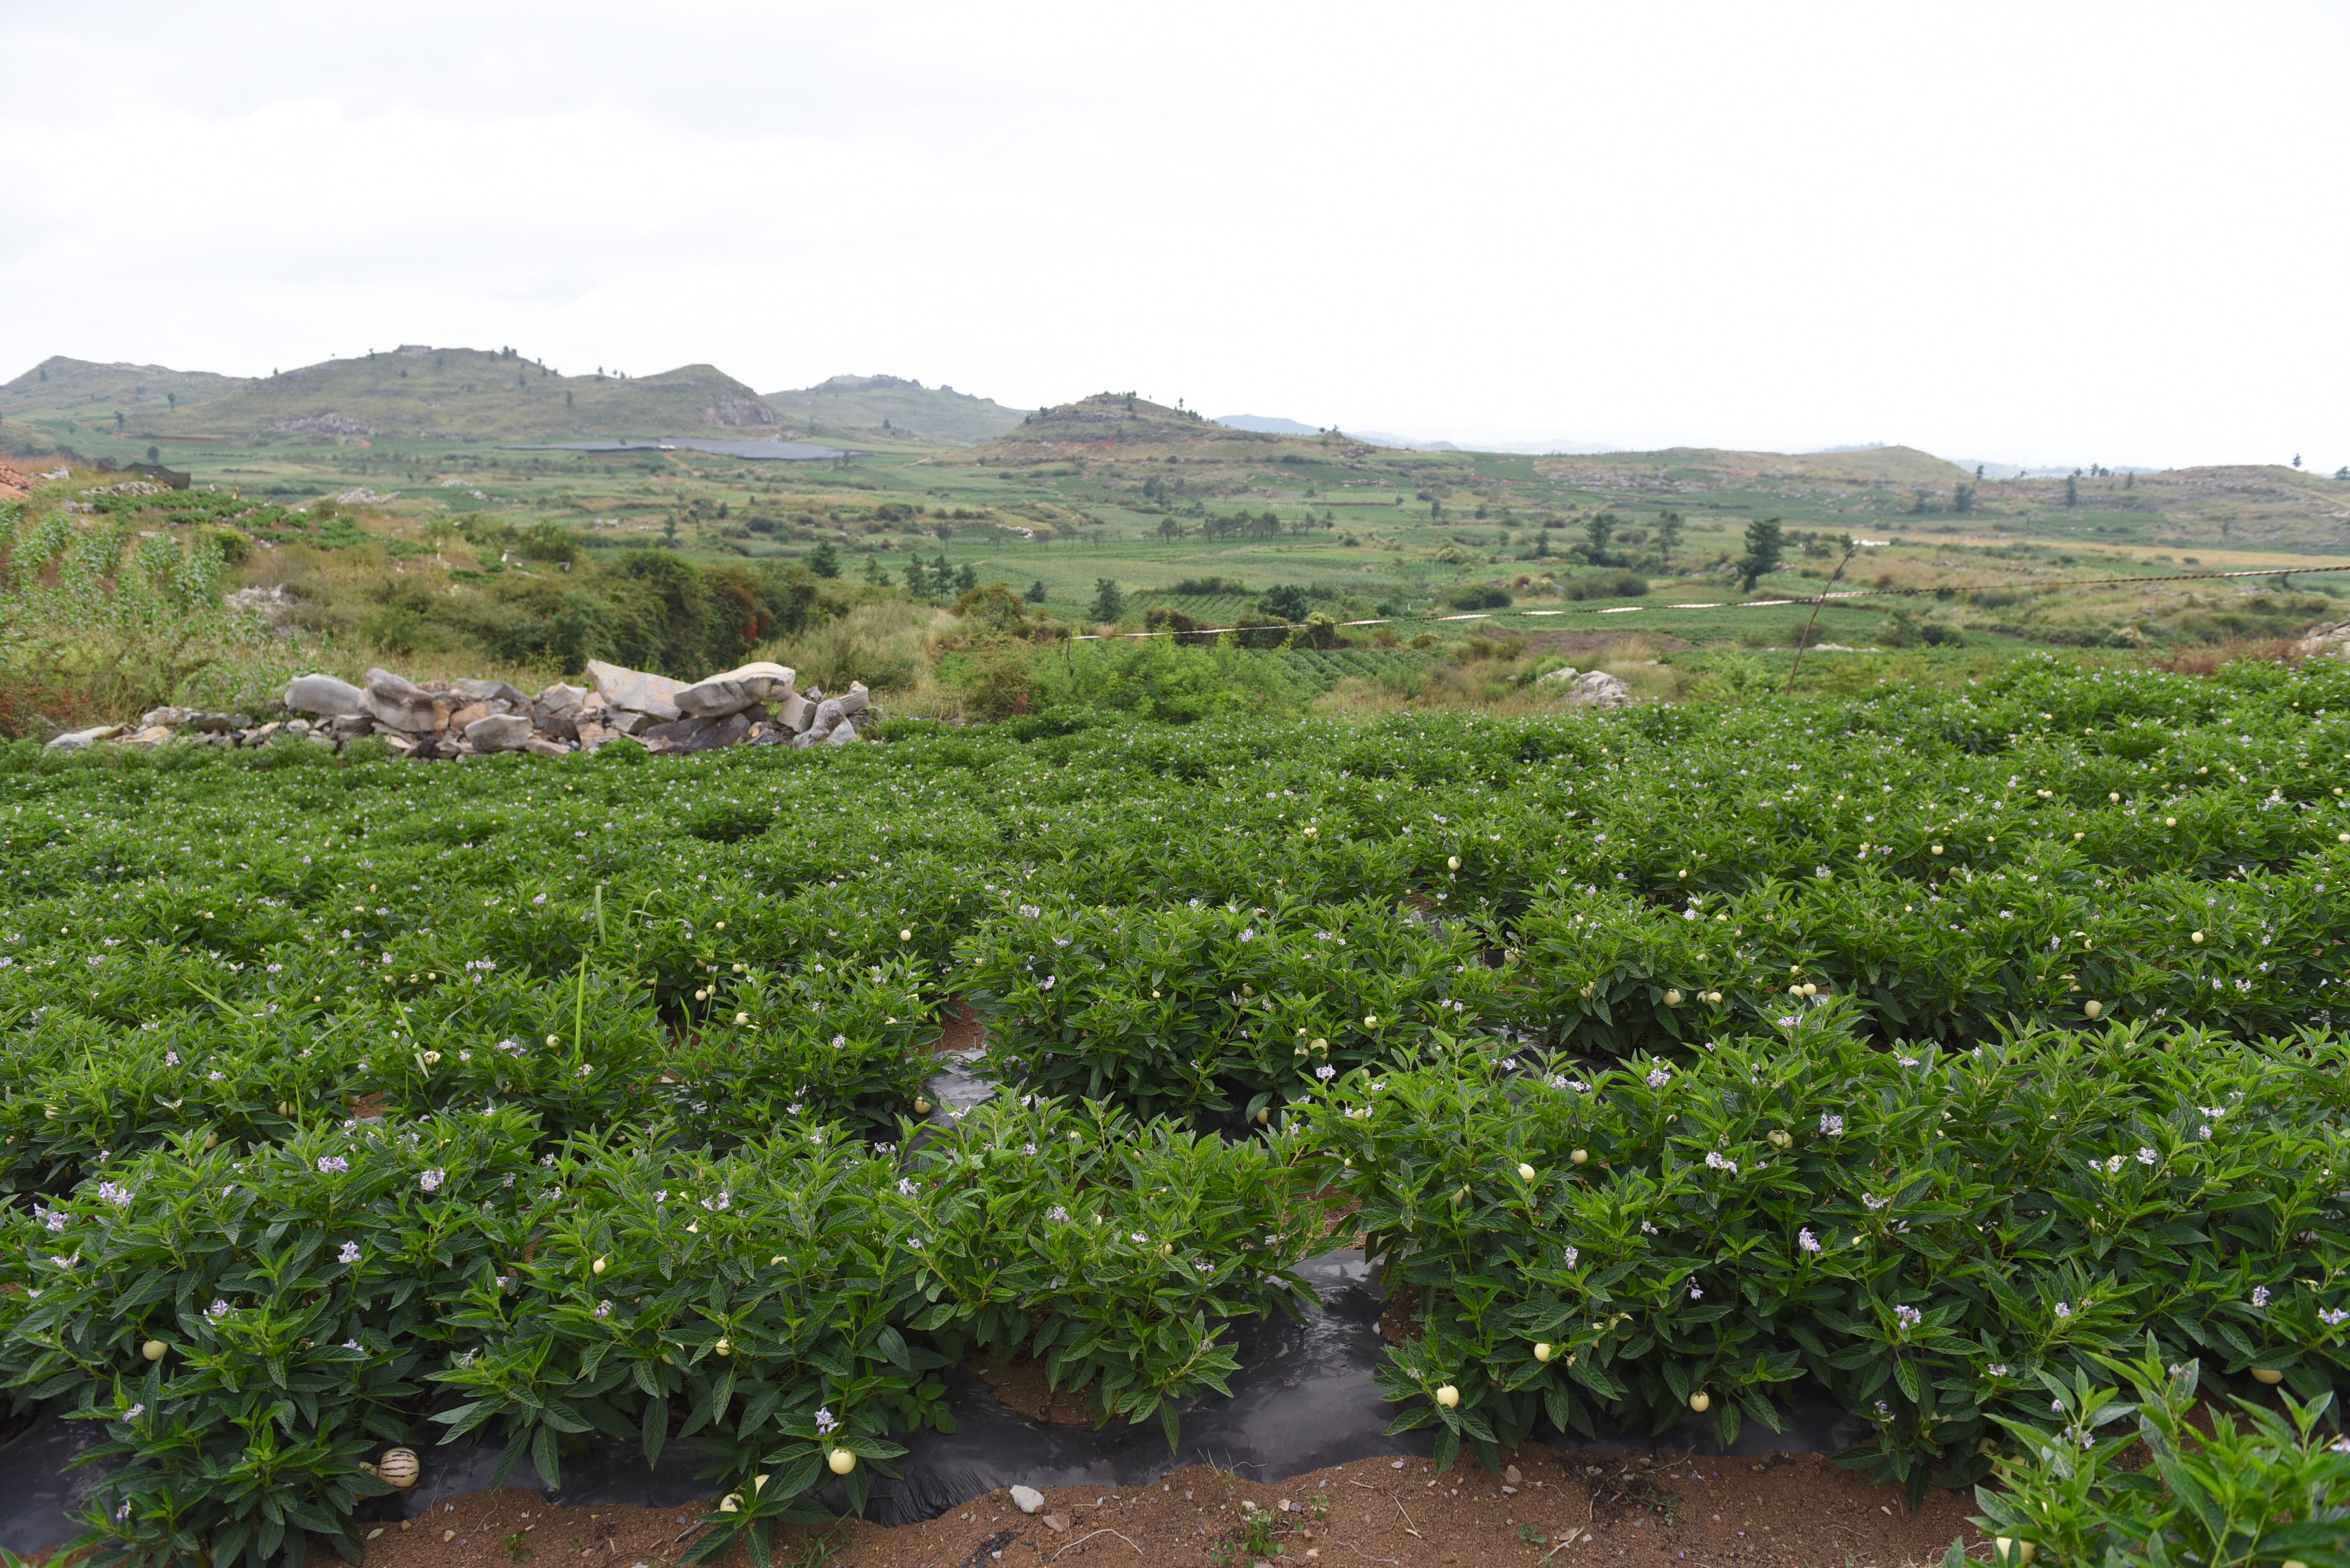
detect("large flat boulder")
(448, 678), (531, 708)
(465, 714), (536, 753)
(363, 668), (450, 734)
(47, 725), (124, 751)
(586, 660), (685, 722)
(675, 661), (796, 718)
(285, 674), (368, 718)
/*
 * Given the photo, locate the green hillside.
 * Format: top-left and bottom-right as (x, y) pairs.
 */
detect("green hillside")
(0, 355), (243, 418)
(760, 373), (1025, 446)
(110, 347), (789, 446)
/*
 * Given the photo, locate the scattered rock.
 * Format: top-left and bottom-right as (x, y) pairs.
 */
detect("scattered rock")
(285, 674), (368, 718)
(1041, 1514), (1070, 1534)
(363, 668), (449, 734)
(141, 705), (200, 728)
(464, 714), (536, 753)
(586, 659), (686, 722)
(47, 725), (125, 751)
(1558, 670), (1633, 709)
(2296, 620), (2350, 660)
(1009, 1486), (1045, 1515)
(675, 661), (796, 718)
(224, 585), (296, 621)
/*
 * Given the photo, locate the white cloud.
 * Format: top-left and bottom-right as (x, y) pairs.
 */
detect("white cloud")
(4, 0), (2346, 469)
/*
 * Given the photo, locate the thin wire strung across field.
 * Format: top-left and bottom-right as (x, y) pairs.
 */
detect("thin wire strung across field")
(1068, 561), (2350, 641)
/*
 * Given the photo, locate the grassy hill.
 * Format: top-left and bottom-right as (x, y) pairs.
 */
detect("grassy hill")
(0, 356), (243, 419)
(92, 347), (787, 447)
(760, 374), (1024, 447)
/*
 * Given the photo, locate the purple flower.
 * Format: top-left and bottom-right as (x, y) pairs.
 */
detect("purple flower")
(1314, 1064), (1336, 1082)
(318, 1156), (349, 1175)
(2251, 1286), (2271, 1309)
(338, 1242), (360, 1264)
(207, 1299), (229, 1318)
(114, 1501), (131, 1522)
(122, 1403), (144, 1422)
(97, 1182), (133, 1208)
(1776, 1016), (1798, 1027)
(2054, 1302), (2072, 1320)
(1894, 1305), (1922, 1331)
(1239, 929), (1255, 943)
(164, 1051), (180, 1067)
(1047, 1205), (1070, 1223)
(814, 1406), (838, 1436)
(1704, 1152), (1737, 1174)
(1798, 1228), (1822, 1254)
(1688, 1284), (1704, 1300)
(831, 1034), (845, 1049)
(1563, 1246), (1579, 1268)
(595, 1300), (612, 1319)
(1040, 976), (1054, 991)
(532, 894), (547, 905)
(897, 1179), (919, 1198)
(1645, 1066), (1671, 1089)
(419, 1169), (444, 1194)
(1819, 1113), (1844, 1136)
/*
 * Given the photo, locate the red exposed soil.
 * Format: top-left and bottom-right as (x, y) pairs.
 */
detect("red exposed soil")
(350, 1448), (1978, 1568)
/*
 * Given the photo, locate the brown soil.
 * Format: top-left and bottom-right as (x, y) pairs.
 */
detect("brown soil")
(354, 1448), (1978, 1568)
(1378, 1286), (1421, 1346)
(967, 1347), (1098, 1427)
(932, 997), (986, 1056)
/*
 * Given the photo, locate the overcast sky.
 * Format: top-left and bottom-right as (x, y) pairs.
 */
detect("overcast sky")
(5, 1), (2346, 469)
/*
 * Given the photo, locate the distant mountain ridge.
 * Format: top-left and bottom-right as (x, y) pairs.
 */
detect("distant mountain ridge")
(761, 375), (1024, 446)
(49, 347), (787, 444)
(1, 356), (243, 418)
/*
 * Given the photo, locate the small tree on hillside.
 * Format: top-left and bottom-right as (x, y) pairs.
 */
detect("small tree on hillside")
(808, 541), (841, 578)
(1089, 578), (1126, 622)
(1584, 513), (1616, 559)
(1655, 511), (1684, 564)
(1733, 518), (1785, 594)
(1026, 580), (1048, 605)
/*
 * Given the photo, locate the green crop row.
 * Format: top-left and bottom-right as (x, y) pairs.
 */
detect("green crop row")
(1287, 1012), (2350, 1500)
(0, 1099), (1321, 1568)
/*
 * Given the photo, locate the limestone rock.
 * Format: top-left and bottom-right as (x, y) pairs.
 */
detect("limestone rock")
(574, 720), (624, 753)
(837, 681), (869, 718)
(824, 718), (861, 745)
(448, 678), (530, 707)
(466, 714), (536, 753)
(777, 692), (812, 732)
(141, 705), (200, 728)
(675, 661), (796, 718)
(448, 699), (511, 734)
(1010, 1486), (1045, 1515)
(585, 659), (685, 722)
(1562, 670), (1633, 709)
(808, 698), (846, 739)
(48, 725), (125, 751)
(363, 668), (450, 734)
(2296, 620), (2350, 660)
(520, 735), (573, 758)
(116, 725), (176, 747)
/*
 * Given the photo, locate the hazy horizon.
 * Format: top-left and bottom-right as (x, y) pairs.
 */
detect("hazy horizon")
(5, 1), (2346, 472)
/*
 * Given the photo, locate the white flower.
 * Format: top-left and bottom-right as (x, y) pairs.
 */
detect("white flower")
(1894, 1305), (1922, 1331)
(420, 1169), (445, 1194)
(339, 1242), (361, 1264)
(897, 1179), (919, 1198)
(1819, 1113), (1844, 1136)
(1645, 1066), (1671, 1089)
(1315, 1064), (1337, 1081)
(2137, 1147), (2157, 1165)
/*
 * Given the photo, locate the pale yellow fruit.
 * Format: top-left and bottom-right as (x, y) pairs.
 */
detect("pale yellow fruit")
(1363, 1014), (1379, 1028)
(1688, 1391), (1710, 1412)
(900, 929), (912, 942)
(2191, 931), (2204, 944)
(377, 1448), (421, 1489)
(913, 1097), (933, 1115)
(1533, 1343), (1554, 1363)
(1517, 1163), (1537, 1183)
(828, 1448), (858, 1475)
(1664, 989), (1682, 1007)
(1570, 1149), (1588, 1165)
(714, 1338), (731, 1356)
(142, 1339), (168, 1362)
(1434, 1384), (1460, 1408)
(1993, 1539), (2034, 1566)
(591, 1256), (607, 1274)
(1446, 856), (1460, 871)
(2084, 1000), (2104, 1019)
(2251, 1367), (2285, 1385)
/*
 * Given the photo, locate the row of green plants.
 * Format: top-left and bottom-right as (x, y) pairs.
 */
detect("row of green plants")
(0, 1097), (1321, 1568)
(1294, 1011), (2350, 1503)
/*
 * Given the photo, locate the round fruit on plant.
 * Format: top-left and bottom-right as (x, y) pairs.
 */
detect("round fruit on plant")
(376, 1448), (420, 1489)
(1517, 1163), (1536, 1183)
(2251, 1367), (2285, 1385)
(2083, 1000), (2104, 1019)
(142, 1339), (168, 1362)
(1664, 989), (1681, 1006)
(913, 1097), (932, 1115)
(1993, 1539), (2034, 1566)
(1688, 1391), (1709, 1413)
(591, 1256), (607, 1274)
(828, 1448), (858, 1475)
(1570, 1149), (1588, 1165)
(1533, 1343), (1554, 1363)
(1446, 856), (1460, 871)
(1434, 1384), (1460, 1408)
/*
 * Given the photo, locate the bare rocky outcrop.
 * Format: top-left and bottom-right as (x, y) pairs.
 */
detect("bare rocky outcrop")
(2296, 621), (2350, 661)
